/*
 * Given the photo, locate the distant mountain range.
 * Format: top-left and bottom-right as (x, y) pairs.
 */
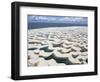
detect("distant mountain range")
(28, 15), (88, 29)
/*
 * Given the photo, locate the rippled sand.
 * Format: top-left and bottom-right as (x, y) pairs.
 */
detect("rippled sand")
(27, 27), (88, 67)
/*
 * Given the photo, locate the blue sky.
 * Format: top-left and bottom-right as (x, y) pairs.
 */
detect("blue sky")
(28, 15), (88, 29)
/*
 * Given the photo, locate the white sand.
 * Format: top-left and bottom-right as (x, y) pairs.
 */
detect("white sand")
(28, 26), (88, 67)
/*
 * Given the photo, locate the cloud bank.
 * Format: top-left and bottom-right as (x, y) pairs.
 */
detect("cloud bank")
(28, 15), (88, 29)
